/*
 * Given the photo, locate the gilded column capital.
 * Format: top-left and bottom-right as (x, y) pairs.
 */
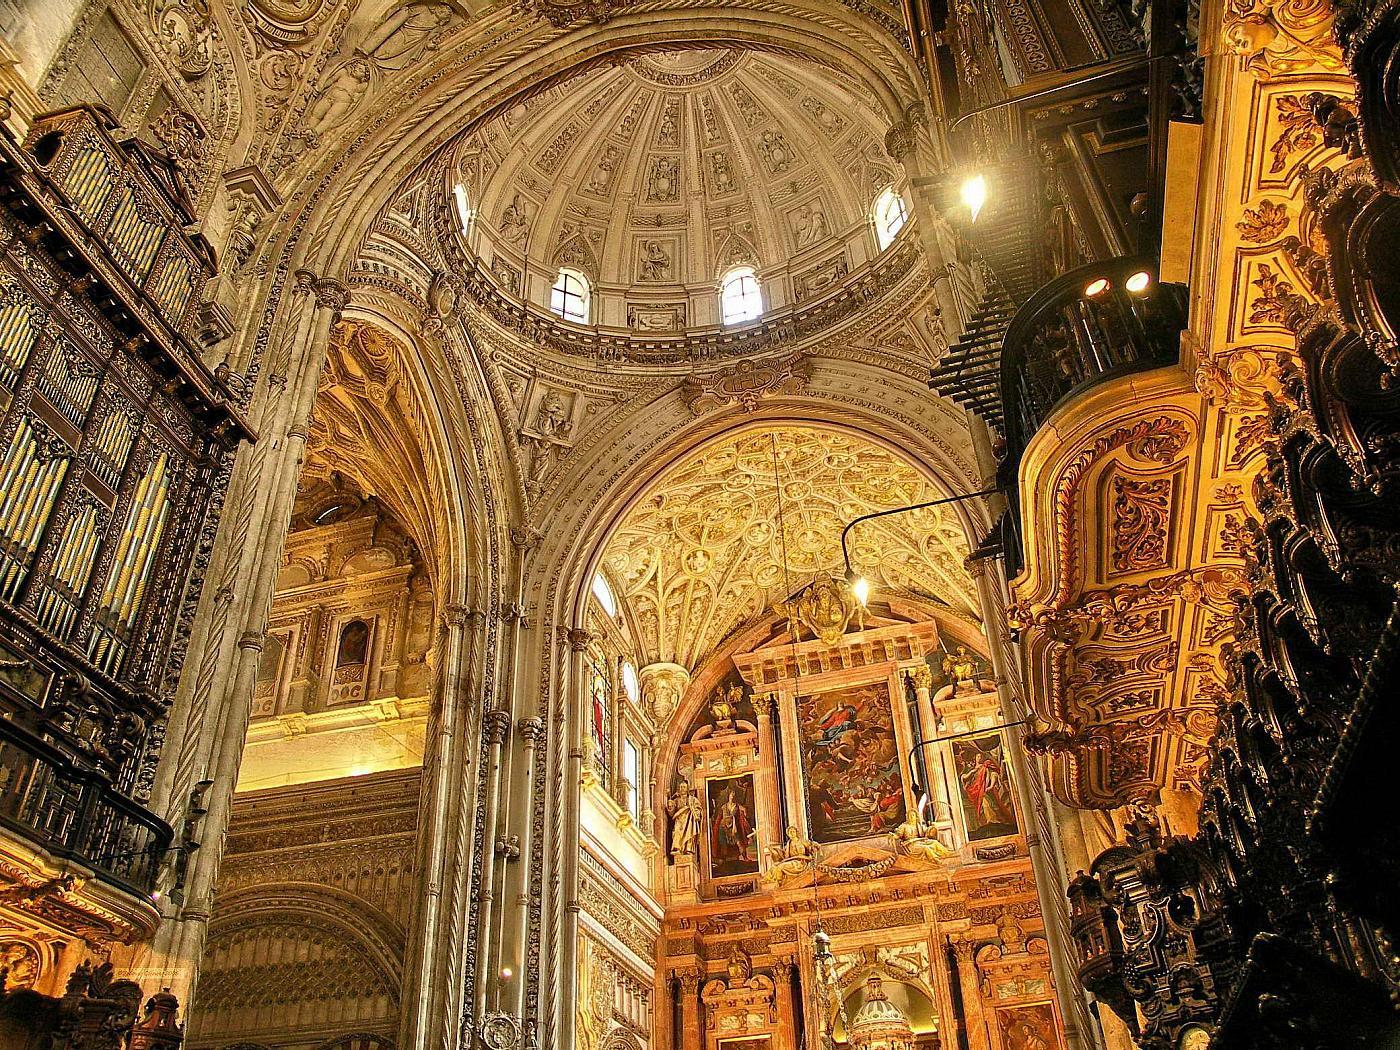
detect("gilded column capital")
(949, 936), (981, 963)
(752, 691), (779, 719)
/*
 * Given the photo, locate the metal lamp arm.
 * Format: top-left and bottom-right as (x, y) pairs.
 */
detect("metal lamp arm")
(840, 485), (1003, 580)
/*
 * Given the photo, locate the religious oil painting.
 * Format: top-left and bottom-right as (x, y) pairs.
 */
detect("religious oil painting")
(952, 732), (1018, 841)
(797, 681), (906, 842)
(997, 1003), (1060, 1050)
(705, 774), (759, 878)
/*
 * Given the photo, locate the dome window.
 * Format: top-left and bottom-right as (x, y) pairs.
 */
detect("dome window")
(621, 660), (639, 703)
(719, 266), (763, 326)
(550, 267), (591, 324)
(873, 187), (908, 249)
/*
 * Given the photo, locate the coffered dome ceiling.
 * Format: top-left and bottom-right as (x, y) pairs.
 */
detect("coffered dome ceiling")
(600, 426), (977, 669)
(451, 50), (908, 331)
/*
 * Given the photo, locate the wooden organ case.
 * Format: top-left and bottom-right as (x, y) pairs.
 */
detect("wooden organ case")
(0, 102), (250, 924)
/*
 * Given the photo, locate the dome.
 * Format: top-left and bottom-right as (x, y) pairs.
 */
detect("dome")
(449, 50), (910, 332)
(847, 977), (917, 1050)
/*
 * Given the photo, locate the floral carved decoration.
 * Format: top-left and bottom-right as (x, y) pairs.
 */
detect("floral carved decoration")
(1236, 199), (1290, 242)
(1110, 476), (1175, 574)
(1270, 95), (1322, 173)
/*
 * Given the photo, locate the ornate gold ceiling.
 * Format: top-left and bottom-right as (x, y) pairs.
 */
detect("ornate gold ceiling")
(601, 426), (977, 668)
(453, 50), (903, 328)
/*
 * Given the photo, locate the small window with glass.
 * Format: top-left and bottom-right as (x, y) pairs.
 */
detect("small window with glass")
(550, 267), (591, 324)
(719, 266), (764, 326)
(873, 187), (909, 250)
(591, 572), (617, 618)
(623, 737), (642, 822)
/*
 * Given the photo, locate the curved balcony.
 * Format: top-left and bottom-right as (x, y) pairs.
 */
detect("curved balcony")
(997, 256), (1186, 571)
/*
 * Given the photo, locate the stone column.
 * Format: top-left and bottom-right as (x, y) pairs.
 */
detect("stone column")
(556, 626), (594, 1050)
(509, 714), (546, 1019)
(400, 604), (483, 1050)
(773, 958), (801, 1050)
(950, 937), (991, 1050)
(969, 557), (1098, 1050)
(680, 969), (703, 1050)
(885, 107), (968, 334)
(473, 707), (514, 1027)
(125, 269), (346, 1002)
(752, 692), (783, 861)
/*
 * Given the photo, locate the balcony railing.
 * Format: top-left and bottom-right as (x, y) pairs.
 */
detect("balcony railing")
(997, 256), (1186, 573)
(0, 715), (172, 896)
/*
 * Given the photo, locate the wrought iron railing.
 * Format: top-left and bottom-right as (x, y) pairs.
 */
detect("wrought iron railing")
(997, 256), (1186, 573)
(0, 715), (171, 896)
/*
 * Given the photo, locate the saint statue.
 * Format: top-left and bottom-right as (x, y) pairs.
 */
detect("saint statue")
(763, 825), (816, 882)
(359, 2), (454, 70)
(534, 389), (570, 440)
(500, 194), (531, 243)
(709, 683), (741, 733)
(893, 816), (954, 861)
(942, 645), (979, 693)
(665, 782), (702, 861)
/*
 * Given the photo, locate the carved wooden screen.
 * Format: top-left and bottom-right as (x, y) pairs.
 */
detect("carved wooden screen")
(0, 105), (249, 885)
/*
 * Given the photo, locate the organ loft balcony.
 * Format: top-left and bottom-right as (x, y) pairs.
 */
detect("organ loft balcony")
(0, 102), (251, 971)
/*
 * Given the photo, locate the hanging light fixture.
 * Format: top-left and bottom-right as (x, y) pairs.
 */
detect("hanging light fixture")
(960, 174), (988, 222)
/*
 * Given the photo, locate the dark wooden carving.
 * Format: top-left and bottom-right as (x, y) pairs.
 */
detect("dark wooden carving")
(1063, 94), (1400, 1047)
(0, 103), (252, 897)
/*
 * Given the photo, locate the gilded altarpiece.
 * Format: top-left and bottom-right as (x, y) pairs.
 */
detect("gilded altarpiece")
(658, 613), (1058, 1050)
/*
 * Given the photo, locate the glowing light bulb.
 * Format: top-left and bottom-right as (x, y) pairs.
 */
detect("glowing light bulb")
(1125, 270), (1152, 294)
(501, 967), (514, 979)
(1083, 277), (1110, 298)
(851, 576), (872, 606)
(960, 174), (987, 222)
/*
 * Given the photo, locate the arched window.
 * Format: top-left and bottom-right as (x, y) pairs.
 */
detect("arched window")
(873, 187), (908, 249)
(621, 660), (640, 704)
(719, 267), (763, 325)
(550, 267), (590, 324)
(591, 572), (617, 618)
(453, 182), (472, 234)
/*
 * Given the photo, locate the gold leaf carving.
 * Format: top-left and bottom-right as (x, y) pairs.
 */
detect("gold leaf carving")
(1269, 95), (1320, 173)
(1110, 476), (1174, 574)
(1222, 0), (1341, 81)
(1235, 199), (1289, 243)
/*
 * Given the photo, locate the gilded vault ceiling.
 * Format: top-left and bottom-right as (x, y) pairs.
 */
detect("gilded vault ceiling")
(601, 426), (977, 669)
(453, 49), (903, 325)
